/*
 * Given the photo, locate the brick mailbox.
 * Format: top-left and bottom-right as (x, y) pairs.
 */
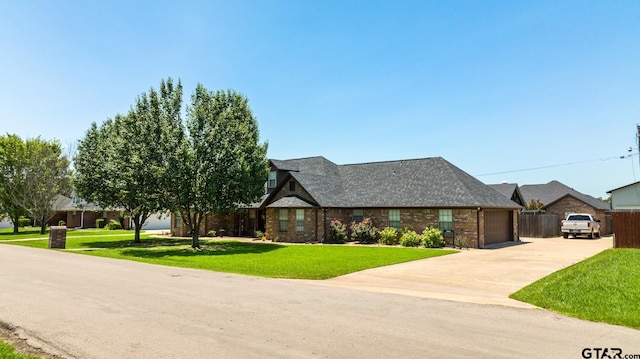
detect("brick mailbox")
(49, 226), (67, 249)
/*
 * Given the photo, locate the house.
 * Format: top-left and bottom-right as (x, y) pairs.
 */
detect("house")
(173, 156), (522, 248)
(46, 194), (132, 229)
(264, 156), (523, 247)
(520, 180), (611, 233)
(488, 183), (525, 206)
(607, 181), (640, 209)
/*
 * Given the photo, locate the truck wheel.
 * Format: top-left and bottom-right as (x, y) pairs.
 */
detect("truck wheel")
(563, 233), (569, 239)
(588, 232), (593, 239)
(595, 232), (601, 238)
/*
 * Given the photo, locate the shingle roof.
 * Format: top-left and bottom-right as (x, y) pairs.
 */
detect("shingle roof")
(489, 183), (518, 199)
(520, 180), (610, 210)
(268, 156), (521, 209)
(267, 195), (317, 208)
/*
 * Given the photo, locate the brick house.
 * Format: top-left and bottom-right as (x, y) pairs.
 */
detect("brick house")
(520, 181), (611, 234)
(258, 156), (521, 248)
(46, 194), (131, 229)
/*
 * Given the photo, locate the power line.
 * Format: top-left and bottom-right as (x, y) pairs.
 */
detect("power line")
(474, 153), (638, 177)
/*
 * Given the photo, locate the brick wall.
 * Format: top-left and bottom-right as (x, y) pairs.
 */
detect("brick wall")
(265, 207), (484, 248)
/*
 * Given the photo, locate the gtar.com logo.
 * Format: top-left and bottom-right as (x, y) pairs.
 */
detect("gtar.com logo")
(582, 348), (622, 359)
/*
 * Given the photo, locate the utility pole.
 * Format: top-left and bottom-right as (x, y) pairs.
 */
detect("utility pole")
(637, 124), (640, 168)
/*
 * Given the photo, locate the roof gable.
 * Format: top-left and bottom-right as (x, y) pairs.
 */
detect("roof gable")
(520, 180), (610, 210)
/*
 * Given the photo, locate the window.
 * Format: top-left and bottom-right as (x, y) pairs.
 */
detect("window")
(279, 209), (288, 232)
(353, 209), (364, 223)
(173, 214), (181, 228)
(289, 181), (296, 191)
(438, 209), (453, 230)
(268, 171), (277, 188)
(295, 209), (304, 233)
(388, 209), (400, 228)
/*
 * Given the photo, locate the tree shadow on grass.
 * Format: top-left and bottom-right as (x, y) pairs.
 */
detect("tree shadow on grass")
(118, 241), (284, 258)
(77, 237), (193, 249)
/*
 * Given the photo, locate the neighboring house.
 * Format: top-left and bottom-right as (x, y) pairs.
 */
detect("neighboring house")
(173, 156), (523, 248)
(520, 180), (611, 231)
(607, 181), (640, 210)
(488, 183), (525, 206)
(46, 194), (132, 229)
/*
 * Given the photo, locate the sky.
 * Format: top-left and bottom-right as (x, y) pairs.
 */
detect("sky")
(1, 0), (638, 199)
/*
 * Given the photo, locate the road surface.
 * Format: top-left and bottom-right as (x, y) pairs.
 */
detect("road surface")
(1, 244), (639, 358)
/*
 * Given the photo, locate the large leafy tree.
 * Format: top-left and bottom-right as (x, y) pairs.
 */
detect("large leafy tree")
(74, 78), (183, 242)
(0, 134), (28, 233)
(22, 138), (72, 234)
(172, 84), (268, 248)
(0, 135), (71, 234)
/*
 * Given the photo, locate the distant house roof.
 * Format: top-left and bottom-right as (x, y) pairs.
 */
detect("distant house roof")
(267, 156), (521, 209)
(266, 195), (317, 208)
(488, 183), (525, 206)
(607, 181), (640, 194)
(520, 180), (610, 210)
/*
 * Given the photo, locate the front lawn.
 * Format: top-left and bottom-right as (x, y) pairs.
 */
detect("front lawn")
(510, 248), (640, 329)
(0, 227), (135, 240)
(0, 339), (38, 359)
(3, 232), (456, 279)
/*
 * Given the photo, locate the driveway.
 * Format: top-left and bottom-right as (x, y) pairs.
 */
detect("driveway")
(313, 236), (613, 308)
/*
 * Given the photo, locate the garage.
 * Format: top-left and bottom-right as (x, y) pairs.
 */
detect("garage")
(484, 210), (513, 245)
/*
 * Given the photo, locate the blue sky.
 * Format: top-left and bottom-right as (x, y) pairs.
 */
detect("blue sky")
(1, 0), (638, 199)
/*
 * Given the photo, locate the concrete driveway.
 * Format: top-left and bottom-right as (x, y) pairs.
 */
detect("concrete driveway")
(312, 236), (613, 308)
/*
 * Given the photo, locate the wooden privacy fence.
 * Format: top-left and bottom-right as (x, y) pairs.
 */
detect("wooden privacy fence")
(612, 211), (640, 249)
(519, 214), (559, 238)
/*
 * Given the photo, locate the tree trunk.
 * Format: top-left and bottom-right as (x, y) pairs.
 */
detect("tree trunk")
(39, 215), (46, 234)
(12, 221), (19, 234)
(133, 215), (142, 243)
(191, 230), (200, 249)
(191, 213), (201, 249)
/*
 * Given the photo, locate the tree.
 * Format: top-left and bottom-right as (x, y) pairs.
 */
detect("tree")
(21, 138), (72, 234)
(74, 78), (183, 242)
(0, 135), (71, 234)
(172, 85), (268, 248)
(525, 199), (545, 211)
(0, 134), (28, 233)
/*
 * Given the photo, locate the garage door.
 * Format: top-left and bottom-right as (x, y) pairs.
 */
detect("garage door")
(484, 210), (512, 245)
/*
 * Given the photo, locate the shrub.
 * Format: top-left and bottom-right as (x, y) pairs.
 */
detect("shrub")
(255, 230), (264, 239)
(107, 219), (122, 230)
(400, 230), (422, 247)
(350, 218), (377, 244)
(18, 217), (30, 227)
(378, 227), (399, 245)
(422, 226), (445, 248)
(58, 220), (66, 226)
(95, 218), (105, 228)
(328, 219), (347, 244)
(454, 237), (470, 250)
(206, 230), (216, 237)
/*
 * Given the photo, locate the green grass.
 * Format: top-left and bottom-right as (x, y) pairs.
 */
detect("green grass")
(0, 339), (38, 359)
(510, 248), (640, 329)
(0, 227), (134, 240)
(2, 229), (456, 279)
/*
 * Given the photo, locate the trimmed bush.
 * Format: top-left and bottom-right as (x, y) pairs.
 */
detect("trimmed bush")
(95, 218), (104, 228)
(400, 230), (422, 247)
(378, 227), (399, 245)
(328, 219), (347, 244)
(207, 230), (216, 237)
(107, 219), (122, 230)
(350, 218), (377, 244)
(58, 220), (66, 226)
(422, 226), (445, 248)
(255, 230), (264, 239)
(18, 217), (30, 227)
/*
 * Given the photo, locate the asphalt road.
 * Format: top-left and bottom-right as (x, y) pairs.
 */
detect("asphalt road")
(1, 244), (639, 359)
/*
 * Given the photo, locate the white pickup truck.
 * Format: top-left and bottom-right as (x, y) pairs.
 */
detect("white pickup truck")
(561, 213), (601, 239)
